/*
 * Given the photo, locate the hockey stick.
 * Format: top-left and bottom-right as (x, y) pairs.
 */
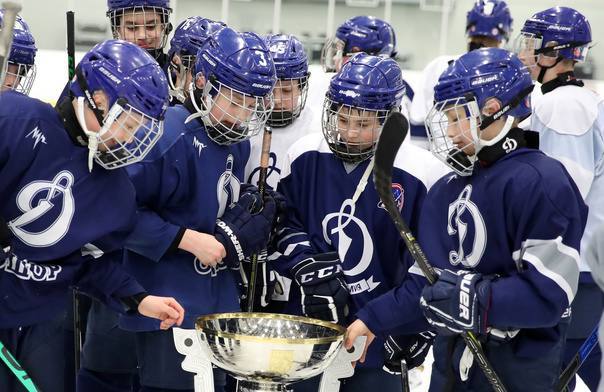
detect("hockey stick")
(246, 126), (273, 312)
(0, 340), (40, 391)
(0, 1), (20, 89)
(373, 112), (507, 392)
(556, 325), (599, 392)
(65, 10), (83, 375)
(400, 359), (410, 392)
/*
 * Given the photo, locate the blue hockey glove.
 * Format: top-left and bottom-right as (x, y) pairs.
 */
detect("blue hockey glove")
(214, 192), (276, 268)
(292, 252), (349, 324)
(238, 249), (277, 310)
(265, 188), (287, 232)
(420, 269), (493, 335)
(383, 331), (436, 374)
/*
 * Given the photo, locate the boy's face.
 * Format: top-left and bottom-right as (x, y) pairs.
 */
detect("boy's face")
(273, 79), (302, 113)
(117, 9), (165, 50)
(1, 63), (20, 91)
(444, 105), (476, 156)
(210, 86), (259, 129)
(336, 106), (380, 152)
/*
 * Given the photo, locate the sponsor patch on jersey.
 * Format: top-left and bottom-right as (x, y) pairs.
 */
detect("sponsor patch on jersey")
(378, 183), (404, 211)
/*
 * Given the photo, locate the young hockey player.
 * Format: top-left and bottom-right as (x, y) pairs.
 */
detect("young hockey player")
(167, 16), (226, 104)
(106, 0), (172, 68)
(117, 27), (279, 392)
(515, 6), (603, 390)
(346, 47), (588, 391)
(0, 10), (36, 94)
(274, 53), (448, 391)
(0, 39), (183, 392)
(409, 0), (512, 147)
(240, 33), (313, 311)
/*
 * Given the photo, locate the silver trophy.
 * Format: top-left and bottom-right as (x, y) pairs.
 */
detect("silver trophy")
(174, 312), (366, 392)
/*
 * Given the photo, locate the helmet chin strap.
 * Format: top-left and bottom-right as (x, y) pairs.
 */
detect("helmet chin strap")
(184, 79), (213, 124)
(476, 115), (515, 151)
(75, 96), (125, 172)
(75, 97), (101, 172)
(536, 56), (564, 83)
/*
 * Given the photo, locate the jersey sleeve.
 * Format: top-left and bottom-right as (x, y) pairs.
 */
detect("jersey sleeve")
(272, 151), (316, 276)
(488, 172), (587, 329)
(531, 91), (604, 199)
(74, 251), (146, 314)
(355, 262), (429, 335)
(124, 152), (185, 261)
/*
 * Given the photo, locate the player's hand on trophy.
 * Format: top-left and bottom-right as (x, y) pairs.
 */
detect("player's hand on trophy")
(292, 252), (349, 324)
(214, 192), (277, 267)
(138, 295), (185, 330)
(345, 318), (375, 364)
(383, 331), (436, 374)
(178, 229), (226, 267)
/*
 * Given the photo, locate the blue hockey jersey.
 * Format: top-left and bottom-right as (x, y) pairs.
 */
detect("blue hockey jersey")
(0, 91), (144, 328)
(359, 146), (588, 357)
(119, 104), (250, 331)
(274, 133), (449, 367)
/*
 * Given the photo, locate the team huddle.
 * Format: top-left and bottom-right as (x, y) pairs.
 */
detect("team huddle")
(0, 1), (602, 392)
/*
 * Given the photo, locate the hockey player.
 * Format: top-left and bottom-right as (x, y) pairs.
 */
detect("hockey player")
(167, 16), (226, 104)
(117, 27), (278, 392)
(106, 0), (172, 68)
(321, 15), (396, 73)
(274, 53), (448, 391)
(346, 48), (588, 391)
(514, 7), (603, 390)
(409, 0), (512, 147)
(239, 34), (313, 311)
(0, 10), (36, 94)
(0, 39), (184, 392)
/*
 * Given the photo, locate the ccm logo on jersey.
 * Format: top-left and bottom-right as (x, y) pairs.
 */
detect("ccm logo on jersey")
(459, 273), (474, 321)
(378, 183), (404, 211)
(298, 264), (343, 284)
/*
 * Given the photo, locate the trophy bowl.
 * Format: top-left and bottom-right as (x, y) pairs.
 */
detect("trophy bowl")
(195, 312), (346, 390)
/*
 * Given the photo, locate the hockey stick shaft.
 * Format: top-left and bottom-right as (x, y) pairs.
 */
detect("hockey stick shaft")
(557, 325), (599, 391)
(246, 126), (272, 312)
(65, 10), (82, 374)
(400, 359), (410, 392)
(0, 339), (41, 392)
(373, 112), (507, 392)
(66, 11), (75, 80)
(0, 1), (21, 89)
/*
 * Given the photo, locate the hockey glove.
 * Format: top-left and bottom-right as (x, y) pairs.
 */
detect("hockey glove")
(292, 252), (349, 324)
(214, 192), (276, 268)
(238, 249), (277, 310)
(265, 188), (287, 232)
(420, 269), (492, 335)
(383, 331), (436, 374)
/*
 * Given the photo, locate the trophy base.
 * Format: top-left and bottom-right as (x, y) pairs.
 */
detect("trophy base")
(237, 379), (291, 392)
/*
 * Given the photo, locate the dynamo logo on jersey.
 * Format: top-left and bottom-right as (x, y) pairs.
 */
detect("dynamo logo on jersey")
(378, 183), (404, 211)
(447, 185), (487, 268)
(8, 170), (76, 248)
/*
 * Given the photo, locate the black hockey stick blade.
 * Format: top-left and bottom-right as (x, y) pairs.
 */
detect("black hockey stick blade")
(373, 112), (508, 392)
(557, 325), (599, 391)
(374, 112), (437, 284)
